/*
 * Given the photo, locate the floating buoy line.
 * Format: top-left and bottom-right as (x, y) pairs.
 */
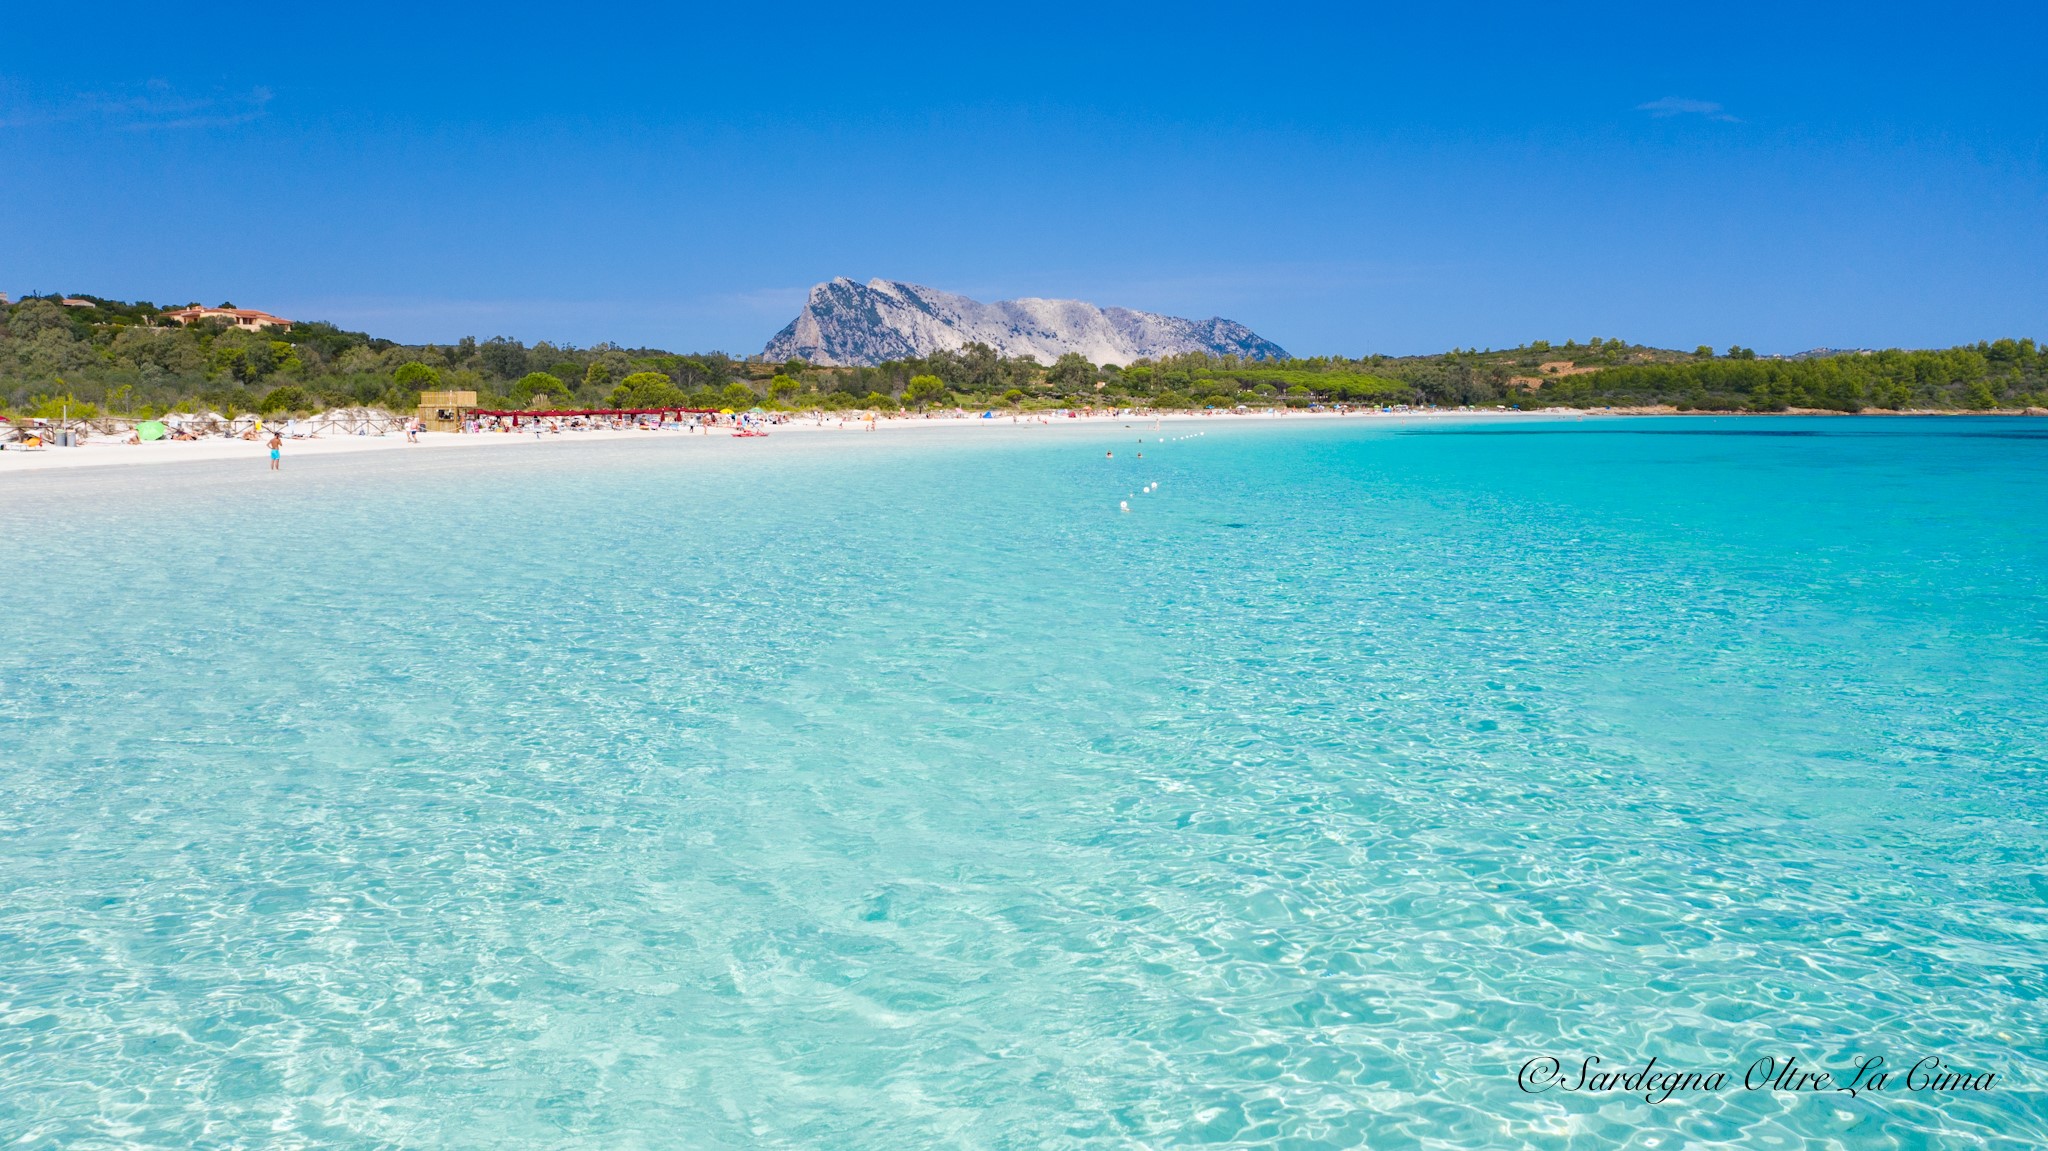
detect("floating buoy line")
(1111, 432), (1198, 511)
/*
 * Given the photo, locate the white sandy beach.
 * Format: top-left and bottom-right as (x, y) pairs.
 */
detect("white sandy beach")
(12, 405), (2035, 476)
(0, 407), (1585, 474)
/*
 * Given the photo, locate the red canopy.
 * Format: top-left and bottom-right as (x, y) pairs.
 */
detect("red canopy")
(468, 408), (719, 418)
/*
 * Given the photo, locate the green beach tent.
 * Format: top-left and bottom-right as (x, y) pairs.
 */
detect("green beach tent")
(136, 421), (167, 441)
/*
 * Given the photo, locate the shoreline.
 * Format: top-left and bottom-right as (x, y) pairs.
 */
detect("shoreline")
(2, 405), (2041, 475)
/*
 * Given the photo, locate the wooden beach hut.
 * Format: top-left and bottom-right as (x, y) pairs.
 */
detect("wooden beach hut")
(416, 390), (478, 433)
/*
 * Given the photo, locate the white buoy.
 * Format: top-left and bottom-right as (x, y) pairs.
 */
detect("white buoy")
(1119, 500), (1130, 513)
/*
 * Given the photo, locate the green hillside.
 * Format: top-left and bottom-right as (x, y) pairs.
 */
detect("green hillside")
(3, 295), (2042, 417)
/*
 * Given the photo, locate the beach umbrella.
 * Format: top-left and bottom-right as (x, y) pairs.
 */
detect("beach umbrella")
(136, 421), (167, 441)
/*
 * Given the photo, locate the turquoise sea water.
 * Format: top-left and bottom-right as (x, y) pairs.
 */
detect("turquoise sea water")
(2, 415), (2044, 1149)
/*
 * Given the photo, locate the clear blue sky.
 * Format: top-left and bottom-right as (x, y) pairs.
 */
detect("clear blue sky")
(3, 3), (2042, 356)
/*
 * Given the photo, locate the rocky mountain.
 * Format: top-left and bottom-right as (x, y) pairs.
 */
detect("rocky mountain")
(763, 278), (1288, 367)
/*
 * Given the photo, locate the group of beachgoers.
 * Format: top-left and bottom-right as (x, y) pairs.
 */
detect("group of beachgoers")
(458, 411), (787, 435)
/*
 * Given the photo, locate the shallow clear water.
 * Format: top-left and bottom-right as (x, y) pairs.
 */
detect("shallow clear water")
(2, 416), (2044, 1149)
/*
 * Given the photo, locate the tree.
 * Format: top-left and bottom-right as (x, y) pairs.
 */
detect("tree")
(479, 337), (529, 380)
(258, 384), (312, 414)
(394, 361), (441, 389)
(584, 360), (615, 390)
(212, 336), (283, 385)
(7, 299), (72, 335)
(611, 371), (689, 409)
(719, 381), (758, 409)
(768, 374), (800, 401)
(267, 340), (302, 375)
(956, 342), (1002, 390)
(212, 346), (252, 384)
(28, 392), (97, 419)
(1047, 352), (1094, 391)
(509, 371), (564, 408)
(1694, 346), (1714, 358)
(675, 357), (729, 390)
(904, 373), (949, 407)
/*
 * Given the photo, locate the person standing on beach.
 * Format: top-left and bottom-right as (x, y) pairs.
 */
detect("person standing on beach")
(268, 432), (282, 471)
